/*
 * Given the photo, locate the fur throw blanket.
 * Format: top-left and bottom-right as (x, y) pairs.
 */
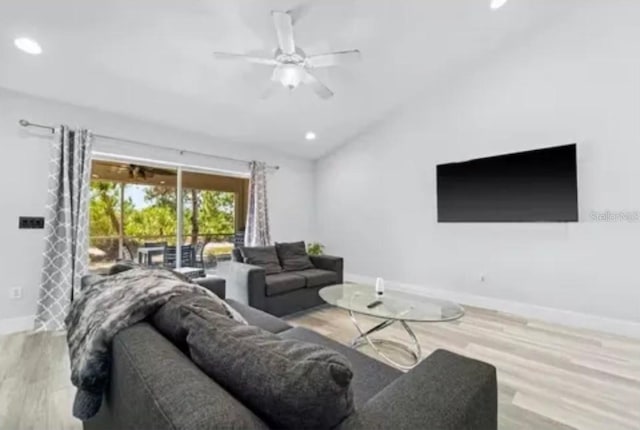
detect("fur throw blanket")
(65, 267), (241, 420)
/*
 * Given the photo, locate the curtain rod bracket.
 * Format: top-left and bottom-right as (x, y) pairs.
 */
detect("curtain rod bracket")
(19, 119), (56, 134)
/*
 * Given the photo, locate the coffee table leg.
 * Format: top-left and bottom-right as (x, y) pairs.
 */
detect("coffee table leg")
(348, 310), (422, 370)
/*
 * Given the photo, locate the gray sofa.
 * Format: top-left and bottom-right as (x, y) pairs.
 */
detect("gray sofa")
(220, 249), (344, 316)
(84, 285), (498, 430)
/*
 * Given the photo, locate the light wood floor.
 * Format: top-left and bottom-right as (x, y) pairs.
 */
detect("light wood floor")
(1, 306), (639, 430)
(287, 306), (640, 430)
(0, 330), (78, 430)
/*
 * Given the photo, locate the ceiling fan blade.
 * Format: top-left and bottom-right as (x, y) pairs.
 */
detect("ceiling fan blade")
(302, 72), (334, 99)
(272, 11), (296, 54)
(288, 3), (312, 24)
(307, 50), (361, 68)
(213, 52), (278, 66)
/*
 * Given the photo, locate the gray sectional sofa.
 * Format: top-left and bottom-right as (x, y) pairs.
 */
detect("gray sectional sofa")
(84, 284), (498, 430)
(222, 247), (343, 316)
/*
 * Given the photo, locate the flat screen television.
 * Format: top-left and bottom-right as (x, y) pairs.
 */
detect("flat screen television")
(437, 144), (578, 222)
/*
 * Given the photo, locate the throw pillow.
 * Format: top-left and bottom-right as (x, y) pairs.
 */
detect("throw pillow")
(275, 241), (314, 271)
(239, 246), (282, 275)
(152, 293), (247, 350)
(187, 307), (354, 429)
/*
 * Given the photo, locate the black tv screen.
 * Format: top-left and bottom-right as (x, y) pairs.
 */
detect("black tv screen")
(437, 144), (578, 222)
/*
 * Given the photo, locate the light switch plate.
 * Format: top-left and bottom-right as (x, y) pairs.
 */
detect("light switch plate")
(19, 216), (45, 229)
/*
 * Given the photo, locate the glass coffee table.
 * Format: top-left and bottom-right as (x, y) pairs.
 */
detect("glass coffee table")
(319, 283), (464, 370)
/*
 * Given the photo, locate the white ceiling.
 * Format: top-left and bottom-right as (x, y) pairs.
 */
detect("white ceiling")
(0, 0), (576, 158)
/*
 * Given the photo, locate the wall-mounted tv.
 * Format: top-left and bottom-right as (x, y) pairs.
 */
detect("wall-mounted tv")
(437, 144), (578, 222)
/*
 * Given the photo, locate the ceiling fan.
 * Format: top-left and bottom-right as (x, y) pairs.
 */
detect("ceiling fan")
(213, 8), (361, 99)
(109, 164), (176, 181)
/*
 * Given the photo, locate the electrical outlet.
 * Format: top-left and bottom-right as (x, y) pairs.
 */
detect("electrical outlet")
(10, 287), (22, 300)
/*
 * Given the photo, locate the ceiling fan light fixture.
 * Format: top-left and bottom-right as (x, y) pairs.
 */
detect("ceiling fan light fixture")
(490, 0), (509, 10)
(276, 64), (304, 89)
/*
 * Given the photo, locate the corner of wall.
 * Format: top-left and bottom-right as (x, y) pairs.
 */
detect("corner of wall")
(0, 315), (35, 335)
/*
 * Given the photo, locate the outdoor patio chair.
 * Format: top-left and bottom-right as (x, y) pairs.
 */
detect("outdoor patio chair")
(142, 241), (167, 266)
(194, 241), (214, 269)
(163, 245), (195, 268)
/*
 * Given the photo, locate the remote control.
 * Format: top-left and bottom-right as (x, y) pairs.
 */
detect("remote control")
(367, 300), (383, 309)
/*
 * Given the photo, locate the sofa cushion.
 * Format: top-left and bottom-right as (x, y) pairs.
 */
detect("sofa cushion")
(296, 268), (338, 288)
(239, 246), (282, 275)
(186, 307), (355, 430)
(225, 298), (292, 334)
(264, 272), (306, 297)
(152, 293), (245, 351)
(276, 241), (314, 272)
(280, 327), (402, 408)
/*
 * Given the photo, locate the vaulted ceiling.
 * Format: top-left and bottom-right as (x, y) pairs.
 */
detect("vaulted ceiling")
(0, 0), (577, 158)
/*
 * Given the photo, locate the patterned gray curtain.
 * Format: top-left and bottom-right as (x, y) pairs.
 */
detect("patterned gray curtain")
(245, 161), (271, 246)
(35, 126), (93, 331)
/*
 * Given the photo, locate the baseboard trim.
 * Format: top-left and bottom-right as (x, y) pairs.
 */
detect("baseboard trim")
(345, 273), (640, 340)
(0, 315), (35, 335)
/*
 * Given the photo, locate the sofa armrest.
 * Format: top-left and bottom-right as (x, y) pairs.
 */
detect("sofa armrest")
(310, 255), (343, 283)
(340, 349), (497, 430)
(217, 261), (267, 309)
(194, 276), (226, 299)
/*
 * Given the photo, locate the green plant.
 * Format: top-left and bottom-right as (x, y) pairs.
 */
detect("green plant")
(307, 242), (325, 256)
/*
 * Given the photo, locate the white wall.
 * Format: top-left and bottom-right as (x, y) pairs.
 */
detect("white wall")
(316, 3), (640, 334)
(0, 88), (315, 332)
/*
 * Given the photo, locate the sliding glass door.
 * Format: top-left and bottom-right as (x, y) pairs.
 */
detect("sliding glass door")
(180, 169), (248, 269)
(88, 160), (248, 273)
(88, 161), (178, 271)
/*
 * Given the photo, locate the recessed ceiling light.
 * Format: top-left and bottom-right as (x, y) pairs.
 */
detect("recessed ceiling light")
(14, 37), (42, 55)
(305, 131), (317, 141)
(490, 0), (509, 10)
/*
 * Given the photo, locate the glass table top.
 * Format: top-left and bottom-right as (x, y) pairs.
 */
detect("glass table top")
(319, 283), (465, 322)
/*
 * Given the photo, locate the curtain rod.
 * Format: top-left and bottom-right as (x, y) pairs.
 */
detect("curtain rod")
(18, 119), (280, 170)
